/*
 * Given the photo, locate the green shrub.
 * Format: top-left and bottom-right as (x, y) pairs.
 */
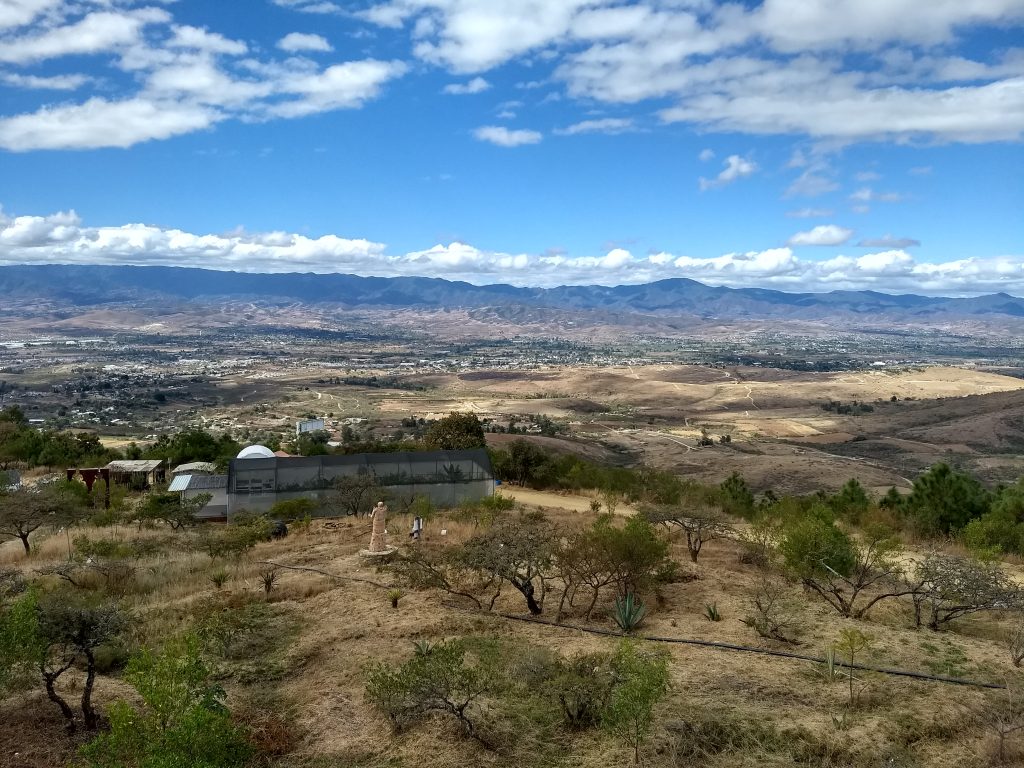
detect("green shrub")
(779, 515), (856, 581)
(268, 497), (318, 522)
(366, 638), (495, 740)
(80, 634), (251, 768)
(603, 640), (670, 765)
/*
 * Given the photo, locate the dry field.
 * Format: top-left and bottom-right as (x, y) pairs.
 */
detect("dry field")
(3, 497), (1024, 768)
(225, 364), (1024, 495)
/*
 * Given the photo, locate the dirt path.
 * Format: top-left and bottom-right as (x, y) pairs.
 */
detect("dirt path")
(502, 486), (636, 516)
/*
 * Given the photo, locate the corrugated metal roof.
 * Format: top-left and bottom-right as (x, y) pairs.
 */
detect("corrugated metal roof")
(168, 475), (191, 492)
(172, 462), (216, 475)
(105, 460), (163, 472)
(188, 474), (227, 490)
(169, 474), (227, 492)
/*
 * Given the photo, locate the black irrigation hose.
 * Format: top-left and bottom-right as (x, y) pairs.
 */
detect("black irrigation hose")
(492, 612), (1008, 690)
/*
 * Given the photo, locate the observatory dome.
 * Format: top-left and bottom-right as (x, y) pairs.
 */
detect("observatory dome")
(236, 445), (275, 459)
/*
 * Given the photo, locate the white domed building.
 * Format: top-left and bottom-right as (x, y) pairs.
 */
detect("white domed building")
(236, 445), (276, 460)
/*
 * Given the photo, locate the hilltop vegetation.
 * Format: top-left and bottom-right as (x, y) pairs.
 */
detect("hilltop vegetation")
(3, 418), (1024, 767)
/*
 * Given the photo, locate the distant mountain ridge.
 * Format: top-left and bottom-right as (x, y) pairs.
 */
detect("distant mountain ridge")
(1, 264), (1023, 322)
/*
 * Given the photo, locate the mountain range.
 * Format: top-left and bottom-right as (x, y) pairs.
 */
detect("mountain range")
(1, 264), (1023, 325)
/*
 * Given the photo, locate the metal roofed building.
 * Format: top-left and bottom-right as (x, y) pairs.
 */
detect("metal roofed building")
(226, 448), (494, 519)
(168, 473), (228, 521)
(171, 461), (217, 476)
(104, 459), (165, 489)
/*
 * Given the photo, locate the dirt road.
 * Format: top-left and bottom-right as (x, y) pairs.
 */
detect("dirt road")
(501, 486), (636, 516)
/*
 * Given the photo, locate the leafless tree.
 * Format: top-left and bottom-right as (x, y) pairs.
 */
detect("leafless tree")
(741, 578), (801, 643)
(1010, 618), (1024, 667)
(911, 553), (1023, 630)
(976, 681), (1024, 764)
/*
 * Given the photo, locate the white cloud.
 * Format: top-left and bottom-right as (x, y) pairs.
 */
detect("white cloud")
(0, 97), (219, 151)
(169, 25), (248, 56)
(0, 4), (407, 150)
(277, 32), (332, 53)
(0, 8), (170, 64)
(268, 60), (408, 118)
(2, 205), (1023, 294)
(699, 154), (757, 190)
(442, 76), (489, 94)
(698, 148), (715, 162)
(554, 117), (634, 135)
(787, 224), (854, 246)
(855, 170), (881, 181)
(849, 187), (905, 203)
(0, 0), (62, 31)
(1, 71), (90, 89)
(272, 0), (342, 14)
(857, 235), (921, 248)
(472, 125), (542, 147)
(786, 207), (833, 218)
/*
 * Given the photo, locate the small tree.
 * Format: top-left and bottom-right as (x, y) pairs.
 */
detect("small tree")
(643, 506), (733, 563)
(365, 638), (495, 743)
(783, 523), (909, 618)
(556, 515), (674, 621)
(829, 478), (872, 522)
(975, 681), (1024, 764)
(327, 473), (381, 517)
(911, 553), (1022, 630)
(741, 578), (800, 643)
(833, 628), (873, 708)
(603, 640), (670, 765)
(719, 472), (755, 518)
(1011, 618), (1024, 667)
(35, 597), (130, 731)
(456, 513), (557, 615)
(424, 412), (486, 450)
(138, 491), (211, 530)
(80, 634), (251, 768)
(0, 484), (84, 555)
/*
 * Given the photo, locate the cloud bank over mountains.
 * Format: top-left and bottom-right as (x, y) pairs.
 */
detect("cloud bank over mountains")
(1, 206), (1020, 296)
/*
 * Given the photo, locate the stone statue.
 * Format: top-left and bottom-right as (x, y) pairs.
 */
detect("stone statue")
(368, 500), (389, 553)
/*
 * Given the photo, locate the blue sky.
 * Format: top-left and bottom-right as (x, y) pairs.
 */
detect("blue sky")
(0, 0), (1022, 294)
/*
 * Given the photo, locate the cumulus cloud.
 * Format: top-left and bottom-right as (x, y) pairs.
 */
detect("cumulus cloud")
(0, 0), (62, 31)
(277, 32), (333, 53)
(698, 148), (715, 161)
(857, 235), (921, 248)
(699, 154), (757, 190)
(554, 117), (635, 135)
(0, 4), (406, 150)
(0, 8), (170, 64)
(787, 224), (854, 246)
(0, 97), (219, 151)
(472, 125), (542, 147)
(443, 76), (490, 94)
(2, 205), (1022, 294)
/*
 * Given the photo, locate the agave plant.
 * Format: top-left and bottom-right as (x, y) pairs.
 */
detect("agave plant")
(612, 592), (648, 633)
(412, 639), (434, 657)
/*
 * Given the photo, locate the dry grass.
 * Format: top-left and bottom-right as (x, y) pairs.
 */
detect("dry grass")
(6, 501), (1024, 768)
